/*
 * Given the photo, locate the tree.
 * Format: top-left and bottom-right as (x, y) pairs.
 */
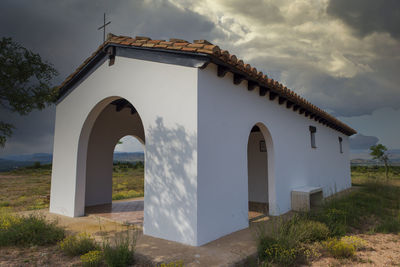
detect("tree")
(370, 144), (390, 181)
(0, 37), (58, 146)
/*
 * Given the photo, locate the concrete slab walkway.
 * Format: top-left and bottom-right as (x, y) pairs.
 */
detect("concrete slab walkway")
(85, 198), (265, 226)
(85, 198), (144, 225)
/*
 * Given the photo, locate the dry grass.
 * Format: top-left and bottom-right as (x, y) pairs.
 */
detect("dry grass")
(0, 163), (144, 212)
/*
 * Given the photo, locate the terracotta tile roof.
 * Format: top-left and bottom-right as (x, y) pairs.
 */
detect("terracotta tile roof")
(58, 34), (356, 136)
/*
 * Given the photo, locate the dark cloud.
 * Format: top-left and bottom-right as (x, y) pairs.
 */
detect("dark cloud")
(0, 0), (399, 155)
(349, 134), (379, 150)
(246, 39), (400, 117)
(0, 107), (55, 156)
(0, 0), (223, 82)
(220, 0), (284, 24)
(0, 0), (222, 156)
(327, 0), (400, 39)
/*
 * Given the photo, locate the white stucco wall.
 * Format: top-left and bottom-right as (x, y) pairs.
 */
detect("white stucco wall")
(50, 56), (198, 245)
(197, 63), (351, 245)
(51, 54), (351, 247)
(248, 131), (268, 203)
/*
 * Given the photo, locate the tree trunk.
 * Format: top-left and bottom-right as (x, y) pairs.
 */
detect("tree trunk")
(384, 160), (389, 182)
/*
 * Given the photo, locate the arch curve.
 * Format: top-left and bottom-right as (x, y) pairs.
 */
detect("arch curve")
(247, 122), (277, 216)
(74, 96), (146, 214)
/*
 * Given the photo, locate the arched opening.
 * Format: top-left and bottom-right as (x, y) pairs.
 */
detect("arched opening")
(247, 123), (273, 220)
(83, 98), (146, 225)
(113, 136), (144, 201)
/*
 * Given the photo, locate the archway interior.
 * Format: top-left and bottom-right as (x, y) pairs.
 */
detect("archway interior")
(248, 125), (269, 220)
(84, 98), (145, 212)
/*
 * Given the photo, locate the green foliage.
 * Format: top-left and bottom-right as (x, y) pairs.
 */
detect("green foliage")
(370, 144), (390, 180)
(0, 212), (64, 246)
(289, 219), (330, 243)
(257, 216), (326, 266)
(340, 236), (366, 250)
(1, 163), (143, 212)
(112, 190), (142, 200)
(0, 37), (58, 146)
(102, 229), (137, 267)
(0, 201), (10, 207)
(312, 208), (347, 237)
(309, 181), (400, 236)
(157, 260), (184, 267)
(257, 178), (400, 265)
(323, 238), (355, 258)
(59, 233), (99, 257)
(33, 161), (41, 168)
(264, 243), (298, 266)
(351, 165), (400, 180)
(112, 163), (144, 201)
(370, 144), (388, 160)
(374, 212), (400, 233)
(0, 122), (13, 147)
(81, 250), (104, 267)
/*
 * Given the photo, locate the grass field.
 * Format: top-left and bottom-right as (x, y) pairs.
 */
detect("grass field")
(1, 163), (399, 213)
(351, 165), (400, 183)
(254, 166), (400, 266)
(1, 163), (400, 266)
(0, 162), (144, 212)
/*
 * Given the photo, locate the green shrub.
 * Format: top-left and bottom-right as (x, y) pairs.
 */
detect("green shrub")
(375, 212), (400, 233)
(280, 216), (330, 243)
(314, 208), (347, 237)
(323, 238), (355, 258)
(256, 217), (324, 266)
(102, 229), (137, 267)
(81, 250), (103, 267)
(264, 243), (298, 266)
(0, 213), (65, 247)
(340, 236), (366, 250)
(300, 220), (330, 242)
(59, 233), (99, 256)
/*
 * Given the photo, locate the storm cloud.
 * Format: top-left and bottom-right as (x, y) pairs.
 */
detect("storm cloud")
(327, 0), (400, 39)
(0, 0), (399, 155)
(349, 134), (379, 150)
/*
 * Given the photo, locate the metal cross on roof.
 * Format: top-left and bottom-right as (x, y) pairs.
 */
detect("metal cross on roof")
(98, 13), (111, 43)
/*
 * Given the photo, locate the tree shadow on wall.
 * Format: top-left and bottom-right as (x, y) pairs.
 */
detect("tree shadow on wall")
(144, 117), (197, 244)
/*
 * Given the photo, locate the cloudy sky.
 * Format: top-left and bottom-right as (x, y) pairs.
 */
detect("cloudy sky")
(0, 0), (399, 157)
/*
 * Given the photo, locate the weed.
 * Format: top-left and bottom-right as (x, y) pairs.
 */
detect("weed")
(257, 216), (325, 266)
(81, 250), (103, 267)
(264, 243), (298, 266)
(0, 201), (10, 207)
(59, 233), (99, 256)
(323, 238), (355, 258)
(102, 227), (137, 267)
(280, 216), (330, 243)
(340, 236), (366, 250)
(0, 212), (64, 247)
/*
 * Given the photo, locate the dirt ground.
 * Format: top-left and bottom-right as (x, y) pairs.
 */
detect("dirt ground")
(1, 208), (399, 266)
(310, 233), (400, 266)
(0, 245), (81, 267)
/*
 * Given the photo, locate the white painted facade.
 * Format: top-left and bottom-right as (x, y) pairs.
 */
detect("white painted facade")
(50, 55), (351, 246)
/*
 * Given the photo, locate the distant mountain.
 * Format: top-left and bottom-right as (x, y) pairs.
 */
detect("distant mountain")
(0, 152), (144, 172)
(0, 159), (35, 172)
(113, 152), (144, 163)
(350, 148), (400, 166)
(2, 153), (53, 163)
